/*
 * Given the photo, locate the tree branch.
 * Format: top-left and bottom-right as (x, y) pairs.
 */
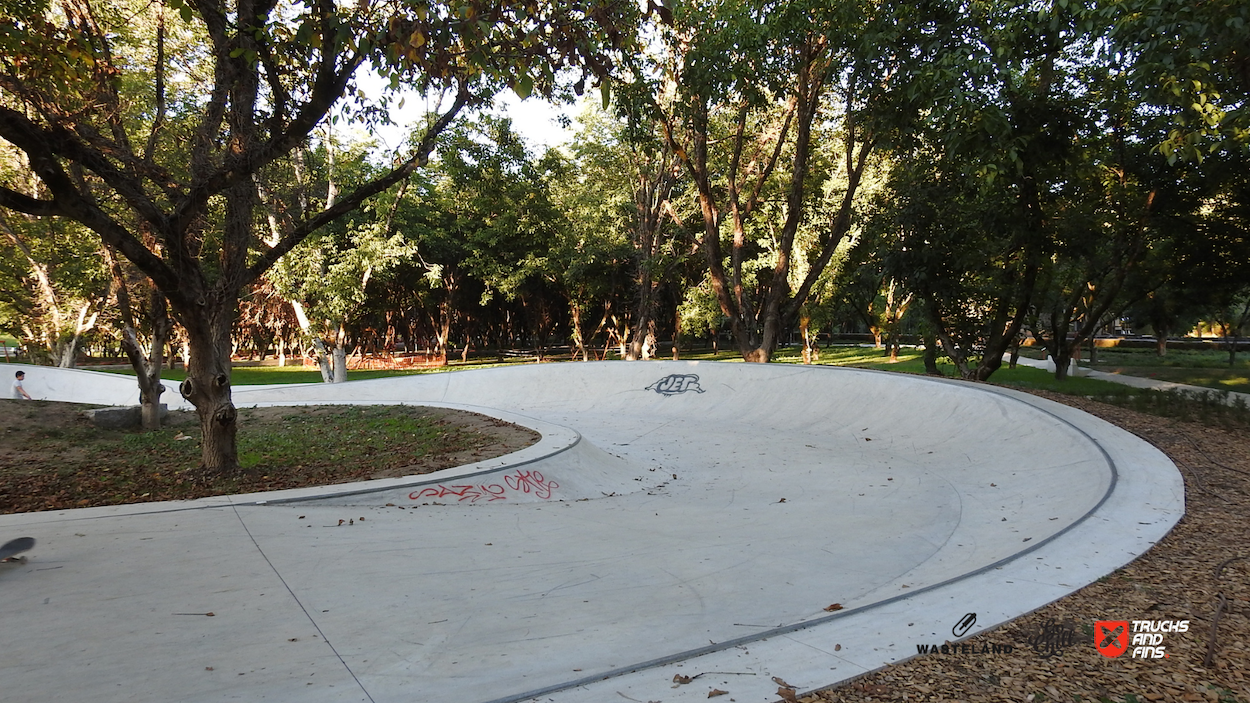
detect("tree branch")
(242, 86), (471, 287)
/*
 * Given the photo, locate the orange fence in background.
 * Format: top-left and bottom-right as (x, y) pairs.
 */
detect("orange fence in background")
(302, 353), (447, 370)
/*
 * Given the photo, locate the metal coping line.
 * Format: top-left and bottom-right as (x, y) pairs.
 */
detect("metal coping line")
(476, 368), (1124, 703)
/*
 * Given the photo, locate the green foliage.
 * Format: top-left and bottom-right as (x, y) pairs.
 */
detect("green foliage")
(1110, 0), (1250, 162)
(435, 116), (567, 302)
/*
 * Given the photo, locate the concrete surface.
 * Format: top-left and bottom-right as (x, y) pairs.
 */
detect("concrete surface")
(0, 361), (1183, 703)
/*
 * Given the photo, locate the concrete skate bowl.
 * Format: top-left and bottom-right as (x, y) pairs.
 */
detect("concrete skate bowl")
(222, 361), (1181, 701)
(7, 361), (1183, 703)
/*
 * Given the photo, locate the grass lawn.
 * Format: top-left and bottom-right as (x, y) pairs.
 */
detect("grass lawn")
(1010, 344), (1250, 393)
(100, 358), (524, 386)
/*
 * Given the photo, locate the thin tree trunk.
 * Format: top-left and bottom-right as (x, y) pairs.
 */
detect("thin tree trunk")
(291, 300), (333, 382)
(332, 324), (348, 383)
(107, 246), (170, 430)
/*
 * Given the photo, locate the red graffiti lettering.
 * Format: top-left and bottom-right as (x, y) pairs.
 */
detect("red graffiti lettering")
(408, 470), (560, 503)
(504, 470), (557, 499)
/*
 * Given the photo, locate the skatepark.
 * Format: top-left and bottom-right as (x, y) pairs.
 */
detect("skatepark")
(0, 361), (1184, 703)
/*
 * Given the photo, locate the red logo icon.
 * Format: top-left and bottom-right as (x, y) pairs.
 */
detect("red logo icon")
(1095, 621), (1129, 658)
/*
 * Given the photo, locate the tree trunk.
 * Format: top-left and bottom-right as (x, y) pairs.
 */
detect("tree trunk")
(1052, 345), (1072, 381)
(290, 300), (334, 381)
(570, 301), (587, 361)
(627, 274), (654, 361)
(178, 310), (238, 476)
(111, 247), (171, 431)
(436, 299), (452, 367)
(331, 324), (348, 382)
(923, 332), (940, 375)
(672, 299), (681, 361)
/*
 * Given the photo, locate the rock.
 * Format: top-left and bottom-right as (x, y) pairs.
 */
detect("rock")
(82, 404), (169, 430)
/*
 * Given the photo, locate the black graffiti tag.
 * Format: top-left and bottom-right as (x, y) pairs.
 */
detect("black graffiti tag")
(646, 374), (705, 396)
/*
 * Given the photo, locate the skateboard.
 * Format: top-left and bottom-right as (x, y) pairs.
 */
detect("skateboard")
(0, 537), (34, 563)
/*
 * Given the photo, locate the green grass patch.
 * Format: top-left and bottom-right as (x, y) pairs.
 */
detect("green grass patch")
(102, 358), (535, 385)
(1091, 366), (1250, 393)
(231, 405), (465, 471)
(1009, 345), (1250, 392)
(1085, 346), (1250, 370)
(767, 344), (1250, 429)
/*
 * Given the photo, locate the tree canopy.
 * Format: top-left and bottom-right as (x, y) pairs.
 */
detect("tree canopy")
(2, 0), (1248, 468)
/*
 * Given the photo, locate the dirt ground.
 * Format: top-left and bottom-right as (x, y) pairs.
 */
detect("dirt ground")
(0, 400), (539, 514)
(804, 391), (1250, 703)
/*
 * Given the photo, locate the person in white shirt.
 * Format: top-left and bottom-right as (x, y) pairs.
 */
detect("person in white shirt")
(12, 370), (31, 400)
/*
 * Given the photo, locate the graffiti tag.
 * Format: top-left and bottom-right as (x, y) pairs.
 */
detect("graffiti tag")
(645, 373), (705, 396)
(409, 470), (559, 503)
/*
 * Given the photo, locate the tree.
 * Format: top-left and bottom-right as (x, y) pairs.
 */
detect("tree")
(643, 0), (941, 362)
(105, 246), (173, 429)
(0, 0), (643, 476)
(1111, 0), (1250, 162)
(880, 146), (1037, 381)
(550, 107), (637, 361)
(0, 211), (110, 367)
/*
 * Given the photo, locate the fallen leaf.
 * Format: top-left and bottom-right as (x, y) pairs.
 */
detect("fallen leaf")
(673, 674), (693, 684)
(777, 685), (798, 702)
(834, 644), (841, 651)
(824, 603), (844, 612)
(772, 676), (793, 687)
(708, 689), (728, 698)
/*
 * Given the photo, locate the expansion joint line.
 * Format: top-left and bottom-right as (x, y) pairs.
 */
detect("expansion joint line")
(230, 503), (377, 703)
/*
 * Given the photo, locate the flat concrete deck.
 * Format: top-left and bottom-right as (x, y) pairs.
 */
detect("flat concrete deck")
(0, 362), (1182, 703)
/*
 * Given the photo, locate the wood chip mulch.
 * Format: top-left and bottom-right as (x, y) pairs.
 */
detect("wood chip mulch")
(803, 390), (1250, 703)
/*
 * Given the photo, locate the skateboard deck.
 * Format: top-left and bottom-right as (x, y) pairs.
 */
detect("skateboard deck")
(0, 537), (34, 562)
